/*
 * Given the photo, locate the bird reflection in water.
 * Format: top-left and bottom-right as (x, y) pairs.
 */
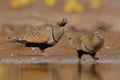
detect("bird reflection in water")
(5, 63), (102, 80)
(75, 63), (102, 80)
(50, 63), (102, 80)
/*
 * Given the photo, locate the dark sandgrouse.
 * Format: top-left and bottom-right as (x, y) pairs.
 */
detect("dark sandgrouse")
(7, 18), (69, 56)
(67, 30), (104, 61)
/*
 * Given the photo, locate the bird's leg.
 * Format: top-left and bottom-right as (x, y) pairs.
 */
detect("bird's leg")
(41, 49), (47, 56)
(77, 50), (84, 62)
(31, 47), (38, 55)
(90, 53), (99, 61)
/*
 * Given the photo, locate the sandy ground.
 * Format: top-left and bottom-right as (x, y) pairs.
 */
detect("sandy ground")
(0, 0), (120, 63)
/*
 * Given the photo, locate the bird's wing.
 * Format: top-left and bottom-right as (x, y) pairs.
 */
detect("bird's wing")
(72, 32), (84, 50)
(29, 24), (53, 31)
(19, 24), (53, 43)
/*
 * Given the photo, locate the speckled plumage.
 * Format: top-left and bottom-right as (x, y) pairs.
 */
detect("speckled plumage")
(8, 18), (68, 55)
(67, 30), (104, 61)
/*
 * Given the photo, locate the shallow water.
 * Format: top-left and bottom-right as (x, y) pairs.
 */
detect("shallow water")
(0, 62), (120, 80)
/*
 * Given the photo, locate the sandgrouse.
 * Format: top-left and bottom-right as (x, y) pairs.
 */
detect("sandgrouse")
(7, 18), (69, 56)
(67, 30), (104, 61)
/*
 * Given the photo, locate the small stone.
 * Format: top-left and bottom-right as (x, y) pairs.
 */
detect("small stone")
(105, 46), (110, 49)
(10, 54), (14, 56)
(32, 57), (35, 60)
(104, 55), (107, 56)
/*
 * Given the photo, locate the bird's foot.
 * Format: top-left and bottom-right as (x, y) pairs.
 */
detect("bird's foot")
(83, 59), (86, 61)
(31, 48), (39, 55)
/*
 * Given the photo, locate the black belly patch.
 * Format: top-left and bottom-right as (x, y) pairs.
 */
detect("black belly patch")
(25, 42), (53, 50)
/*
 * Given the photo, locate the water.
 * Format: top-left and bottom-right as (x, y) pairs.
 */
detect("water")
(0, 62), (120, 80)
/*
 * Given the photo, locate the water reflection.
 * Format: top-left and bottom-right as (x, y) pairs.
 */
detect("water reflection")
(0, 63), (120, 80)
(21, 63), (50, 80)
(77, 63), (102, 80)
(50, 63), (102, 80)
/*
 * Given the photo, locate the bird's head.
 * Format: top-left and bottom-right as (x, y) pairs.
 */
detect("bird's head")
(57, 18), (69, 27)
(94, 30), (104, 39)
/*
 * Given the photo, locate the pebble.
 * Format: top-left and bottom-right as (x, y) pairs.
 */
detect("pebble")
(10, 54), (14, 56)
(105, 46), (110, 49)
(104, 55), (107, 56)
(32, 57), (35, 60)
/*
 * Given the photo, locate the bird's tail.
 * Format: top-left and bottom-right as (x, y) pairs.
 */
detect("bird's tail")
(6, 36), (20, 43)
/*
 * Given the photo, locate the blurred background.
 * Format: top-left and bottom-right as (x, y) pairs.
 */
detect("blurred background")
(0, 0), (120, 32)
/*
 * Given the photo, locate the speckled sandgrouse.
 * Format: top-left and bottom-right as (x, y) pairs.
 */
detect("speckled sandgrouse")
(67, 30), (104, 61)
(7, 18), (69, 56)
